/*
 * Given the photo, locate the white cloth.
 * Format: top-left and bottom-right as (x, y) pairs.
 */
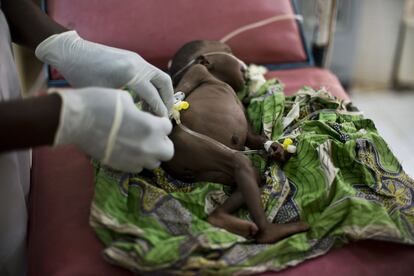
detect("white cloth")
(0, 7), (31, 276)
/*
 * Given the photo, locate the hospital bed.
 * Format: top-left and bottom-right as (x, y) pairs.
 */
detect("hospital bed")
(27, 0), (414, 275)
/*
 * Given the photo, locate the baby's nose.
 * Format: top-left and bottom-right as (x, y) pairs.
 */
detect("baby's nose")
(240, 64), (247, 74)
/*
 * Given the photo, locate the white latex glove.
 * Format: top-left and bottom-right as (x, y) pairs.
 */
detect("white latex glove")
(36, 31), (173, 117)
(53, 87), (174, 172)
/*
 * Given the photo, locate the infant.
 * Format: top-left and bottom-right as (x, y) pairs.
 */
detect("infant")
(162, 40), (309, 243)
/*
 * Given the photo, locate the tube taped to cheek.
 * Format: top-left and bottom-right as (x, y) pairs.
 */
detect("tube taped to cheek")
(103, 93), (124, 164)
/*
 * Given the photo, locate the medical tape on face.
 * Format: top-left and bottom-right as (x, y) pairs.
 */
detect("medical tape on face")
(171, 52), (247, 82)
(203, 52), (248, 70)
(103, 92), (123, 164)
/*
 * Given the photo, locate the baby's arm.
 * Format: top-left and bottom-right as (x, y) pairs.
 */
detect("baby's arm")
(245, 126), (287, 163)
(175, 64), (212, 97)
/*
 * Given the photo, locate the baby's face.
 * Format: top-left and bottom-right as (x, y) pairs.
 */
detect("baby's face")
(210, 53), (246, 92)
(199, 44), (246, 92)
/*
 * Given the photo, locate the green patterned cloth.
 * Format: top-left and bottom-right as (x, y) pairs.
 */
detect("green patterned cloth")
(90, 81), (414, 275)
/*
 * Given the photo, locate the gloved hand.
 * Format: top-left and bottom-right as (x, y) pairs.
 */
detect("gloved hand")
(53, 87), (174, 172)
(36, 31), (173, 117)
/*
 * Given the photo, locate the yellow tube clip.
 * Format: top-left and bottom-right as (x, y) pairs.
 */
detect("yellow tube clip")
(282, 138), (293, 150)
(180, 101), (190, 110)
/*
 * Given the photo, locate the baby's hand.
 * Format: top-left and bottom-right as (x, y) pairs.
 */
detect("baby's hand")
(267, 142), (290, 164)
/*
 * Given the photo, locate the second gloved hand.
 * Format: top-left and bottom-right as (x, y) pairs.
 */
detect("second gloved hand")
(53, 87), (174, 172)
(35, 31), (173, 117)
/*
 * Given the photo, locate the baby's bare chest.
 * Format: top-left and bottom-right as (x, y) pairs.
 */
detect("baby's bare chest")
(179, 84), (248, 149)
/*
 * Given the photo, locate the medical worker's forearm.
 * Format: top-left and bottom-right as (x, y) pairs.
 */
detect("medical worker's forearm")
(0, 94), (61, 152)
(2, 0), (67, 50)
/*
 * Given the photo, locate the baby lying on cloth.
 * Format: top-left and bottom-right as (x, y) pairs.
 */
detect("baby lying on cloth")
(91, 40), (414, 273)
(162, 40), (309, 243)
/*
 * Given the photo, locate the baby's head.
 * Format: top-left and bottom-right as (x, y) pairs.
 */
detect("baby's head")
(169, 40), (246, 92)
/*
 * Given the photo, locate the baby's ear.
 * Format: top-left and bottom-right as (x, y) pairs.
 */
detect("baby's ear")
(195, 55), (211, 68)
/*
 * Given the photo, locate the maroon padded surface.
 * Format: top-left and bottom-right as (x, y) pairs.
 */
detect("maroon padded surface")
(46, 0), (306, 74)
(28, 146), (131, 276)
(260, 240), (414, 276)
(266, 67), (350, 101)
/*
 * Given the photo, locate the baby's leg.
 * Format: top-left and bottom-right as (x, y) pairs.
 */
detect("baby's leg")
(201, 171), (260, 238)
(163, 129), (257, 238)
(195, 150), (309, 243)
(195, 172), (258, 238)
(207, 191), (259, 238)
(230, 153), (308, 243)
(165, 128), (309, 243)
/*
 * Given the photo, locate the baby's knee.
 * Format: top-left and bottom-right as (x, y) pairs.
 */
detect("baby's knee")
(232, 153), (256, 176)
(232, 153), (263, 184)
(232, 153), (251, 167)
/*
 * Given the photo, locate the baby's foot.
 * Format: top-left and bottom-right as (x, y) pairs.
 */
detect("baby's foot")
(255, 222), (309, 244)
(207, 211), (258, 238)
